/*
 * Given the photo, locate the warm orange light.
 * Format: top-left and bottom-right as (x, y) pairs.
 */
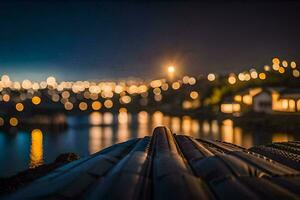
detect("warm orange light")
(207, 73), (216, 81)
(228, 76), (236, 84)
(190, 91), (199, 99)
(9, 117), (18, 126)
(16, 103), (24, 112)
(92, 101), (102, 110)
(79, 102), (88, 111)
(32, 96), (41, 105)
(259, 73), (266, 80)
(168, 66), (175, 73)
(104, 99), (113, 108)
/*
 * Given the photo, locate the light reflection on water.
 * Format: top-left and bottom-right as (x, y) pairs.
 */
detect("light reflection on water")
(0, 110), (299, 177)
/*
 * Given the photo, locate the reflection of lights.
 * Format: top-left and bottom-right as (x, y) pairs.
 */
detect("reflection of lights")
(89, 126), (102, 154)
(30, 129), (43, 168)
(211, 120), (219, 134)
(118, 110), (129, 125)
(89, 112), (102, 125)
(202, 121), (210, 135)
(138, 111), (149, 124)
(221, 119), (233, 143)
(234, 127), (242, 146)
(32, 96), (41, 105)
(152, 111), (164, 128)
(103, 112), (113, 125)
(171, 117), (181, 133)
(191, 120), (200, 136)
(182, 116), (191, 135)
(16, 103), (24, 112)
(9, 117), (18, 126)
(272, 133), (294, 143)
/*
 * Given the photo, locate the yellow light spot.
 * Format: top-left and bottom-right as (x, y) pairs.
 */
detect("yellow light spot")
(190, 91), (199, 99)
(3, 94), (10, 102)
(16, 103), (24, 112)
(278, 67), (285, 74)
(188, 77), (196, 85)
(228, 76), (236, 85)
(32, 96), (41, 105)
(207, 73), (216, 81)
(153, 87), (161, 95)
(92, 101), (102, 110)
(291, 61), (297, 69)
(120, 95), (131, 104)
(272, 64), (279, 71)
(168, 66), (175, 73)
(30, 129), (43, 168)
(234, 95), (242, 102)
(104, 99), (113, 108)
(9, 117), (18, 127)
(293, 69), (300, 78)
(259, 73), (266, 80)
(172, 82), (180, 90)
(272, 57), (280, 64)
(61, 91), (70, 99)
(79, 102), (88, 111)
(264, 65), (270, 71)
(282, 60), (288, 68)
(64, 102), (73, 110)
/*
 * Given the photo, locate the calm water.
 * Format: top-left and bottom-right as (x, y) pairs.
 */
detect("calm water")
(0, 111), (299, 177)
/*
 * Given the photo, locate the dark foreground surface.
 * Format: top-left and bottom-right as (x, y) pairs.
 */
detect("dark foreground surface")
(2, 126), (300, 199)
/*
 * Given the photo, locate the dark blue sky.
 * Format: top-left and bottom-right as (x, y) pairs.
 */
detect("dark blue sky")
(0, 1), (299, 81)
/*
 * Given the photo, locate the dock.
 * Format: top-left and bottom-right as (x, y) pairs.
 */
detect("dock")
(3, 126), (300, 199)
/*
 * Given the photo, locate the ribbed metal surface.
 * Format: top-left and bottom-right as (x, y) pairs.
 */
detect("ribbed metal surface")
(3, 127), (300, 200)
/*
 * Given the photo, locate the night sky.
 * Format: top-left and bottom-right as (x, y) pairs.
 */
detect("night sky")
(0, 1), (299, 81)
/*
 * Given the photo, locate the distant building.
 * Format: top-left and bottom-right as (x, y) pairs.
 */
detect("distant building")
(221, 87), (300, 115)
(252, 90), (272, 113)
(272, 88), (300, 113)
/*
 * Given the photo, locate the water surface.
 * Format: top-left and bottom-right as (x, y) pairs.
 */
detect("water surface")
(0, 111), (298, 177)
